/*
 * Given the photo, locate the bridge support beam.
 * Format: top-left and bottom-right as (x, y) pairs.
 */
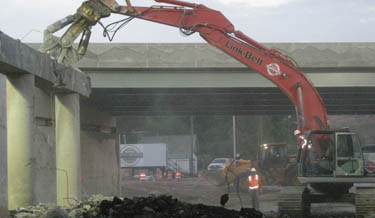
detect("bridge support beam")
(0, 75), (8, 217)
(55, 93), (81, 206)
(7, 74), (34, 210)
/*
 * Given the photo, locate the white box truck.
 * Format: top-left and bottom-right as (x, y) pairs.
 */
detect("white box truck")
(120, 143), (167, 169)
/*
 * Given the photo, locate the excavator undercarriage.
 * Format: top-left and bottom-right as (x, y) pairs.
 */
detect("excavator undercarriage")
(279, 185), (375, 218)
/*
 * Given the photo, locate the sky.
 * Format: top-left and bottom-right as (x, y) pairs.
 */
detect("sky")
(1, 0), (375, 43)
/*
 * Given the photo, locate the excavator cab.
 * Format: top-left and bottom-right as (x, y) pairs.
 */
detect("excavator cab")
(299, 130), (364, 178)
(335, 132), (363, 176)
(280, 131), (375, 217)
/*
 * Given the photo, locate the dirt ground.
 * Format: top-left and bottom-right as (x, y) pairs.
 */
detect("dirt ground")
(120, 177), (356, 217)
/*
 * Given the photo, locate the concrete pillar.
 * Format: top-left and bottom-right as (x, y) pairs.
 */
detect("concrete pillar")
(7, 74), (34, 210)
(55, 93), (81, 206)
(0, 75), (8, 217)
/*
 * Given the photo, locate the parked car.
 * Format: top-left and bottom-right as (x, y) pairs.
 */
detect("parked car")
(362, 144), (375, 175)
(207, 158), (232, 171)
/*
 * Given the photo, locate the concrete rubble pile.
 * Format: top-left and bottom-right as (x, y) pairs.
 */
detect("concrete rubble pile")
(10, 195), (265, 218)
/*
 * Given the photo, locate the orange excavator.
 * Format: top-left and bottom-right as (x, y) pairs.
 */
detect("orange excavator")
(41, 1), (375, 216)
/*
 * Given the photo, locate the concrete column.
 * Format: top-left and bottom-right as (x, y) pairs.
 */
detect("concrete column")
(55, 93), (81, 206)
(0, 75), (8, 217)
(7, 74), (34, 210)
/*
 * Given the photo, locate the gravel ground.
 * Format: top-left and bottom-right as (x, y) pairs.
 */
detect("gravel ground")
(9, 177), (357, 218)
(121, 177), (356, 218)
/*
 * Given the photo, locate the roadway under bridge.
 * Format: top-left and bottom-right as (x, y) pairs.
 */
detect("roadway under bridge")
(45, 42), (375, 116)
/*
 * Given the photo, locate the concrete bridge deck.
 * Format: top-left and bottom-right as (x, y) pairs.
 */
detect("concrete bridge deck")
(1, 32), (90, 97)
(27, 42), (375, 115)
(72, 43), (375, 115)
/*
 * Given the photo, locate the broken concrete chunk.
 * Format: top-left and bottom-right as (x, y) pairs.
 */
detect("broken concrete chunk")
(45, 207), (69, 218)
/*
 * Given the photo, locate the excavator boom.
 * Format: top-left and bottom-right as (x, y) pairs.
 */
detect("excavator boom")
(41, 0), (328, 153)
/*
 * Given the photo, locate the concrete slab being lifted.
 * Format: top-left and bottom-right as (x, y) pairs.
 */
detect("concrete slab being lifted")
(0, 31), (91, 97)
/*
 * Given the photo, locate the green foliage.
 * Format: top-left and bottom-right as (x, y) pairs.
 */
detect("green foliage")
(194, 116), (233, 157)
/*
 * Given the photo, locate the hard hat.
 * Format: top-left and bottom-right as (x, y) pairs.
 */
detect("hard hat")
(294, 129), (301, 136)
(250, 168), (256, 173)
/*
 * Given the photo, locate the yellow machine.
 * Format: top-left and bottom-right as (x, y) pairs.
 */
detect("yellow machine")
(206, 143), (299, 191)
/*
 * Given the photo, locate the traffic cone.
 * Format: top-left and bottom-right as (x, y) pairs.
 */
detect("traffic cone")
(198, 170), (204, 181)
(139, 172), (146, 182)
(156, 169), (163, 182)
(167, 171), (173, 181)
(175, 170), (181, 180)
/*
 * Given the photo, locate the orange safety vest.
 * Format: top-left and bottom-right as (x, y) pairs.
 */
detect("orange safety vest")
(248, 174), (260, 190)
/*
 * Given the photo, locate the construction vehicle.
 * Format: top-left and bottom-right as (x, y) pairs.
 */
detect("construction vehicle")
(41, 0), (375, 217)
(206, 143), (299, 191)
(258, 143), (299, 186)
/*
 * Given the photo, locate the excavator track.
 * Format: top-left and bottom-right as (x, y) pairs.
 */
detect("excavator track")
(278, 194), (303, 217)
(278, 187), (309, 218)
(355, 186), (375, 218)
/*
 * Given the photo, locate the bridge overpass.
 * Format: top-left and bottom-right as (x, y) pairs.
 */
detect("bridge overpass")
(1, 37), (374, 215)
(71, 43), (375, 115)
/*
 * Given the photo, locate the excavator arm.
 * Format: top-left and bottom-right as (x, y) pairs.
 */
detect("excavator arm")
(41, 0), (328, 151)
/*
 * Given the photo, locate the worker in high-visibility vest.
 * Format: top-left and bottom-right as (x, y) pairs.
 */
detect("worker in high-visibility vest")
(248, 167), (261, 210)
(295, 129), (305, 162)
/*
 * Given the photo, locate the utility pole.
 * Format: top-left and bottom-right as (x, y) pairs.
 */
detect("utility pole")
(257, 116), (263, 159)
(233, 116), (237, 159)
(190, 116), (194, 175)
(259, 116), (263, 144)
